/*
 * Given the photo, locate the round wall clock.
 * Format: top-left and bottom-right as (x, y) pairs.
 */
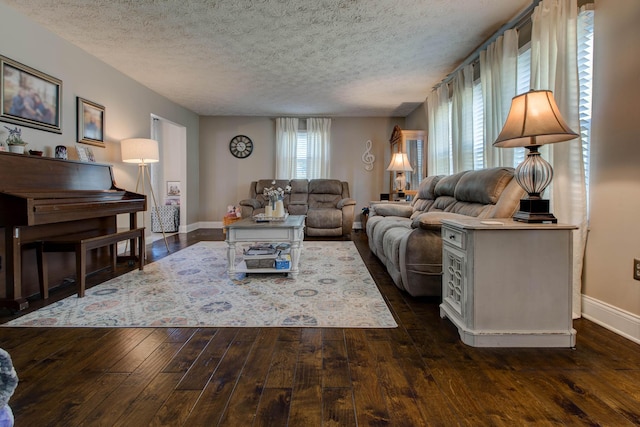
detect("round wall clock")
(229, 135), (253, 158)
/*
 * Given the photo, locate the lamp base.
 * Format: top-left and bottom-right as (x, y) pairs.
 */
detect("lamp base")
(513, 199), (558, 223)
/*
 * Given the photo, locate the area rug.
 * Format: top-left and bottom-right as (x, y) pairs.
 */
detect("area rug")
(3, 241), (397, 328)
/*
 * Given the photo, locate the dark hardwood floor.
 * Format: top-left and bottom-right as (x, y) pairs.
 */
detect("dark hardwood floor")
(1, 229), (639, 426)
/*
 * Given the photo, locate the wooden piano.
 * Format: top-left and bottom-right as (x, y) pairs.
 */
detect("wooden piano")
(0, 152), (146, 310)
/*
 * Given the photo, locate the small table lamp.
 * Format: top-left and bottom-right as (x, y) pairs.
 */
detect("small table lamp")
(387, 152), (414, 192)
(494, 89), (578, 223)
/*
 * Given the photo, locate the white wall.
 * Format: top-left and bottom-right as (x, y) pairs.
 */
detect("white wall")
(0, 3), (200, 227)
(198, 116), (404, 224)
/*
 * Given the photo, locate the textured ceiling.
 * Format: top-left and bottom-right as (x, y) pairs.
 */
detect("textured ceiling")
(3, 0), (531, 117)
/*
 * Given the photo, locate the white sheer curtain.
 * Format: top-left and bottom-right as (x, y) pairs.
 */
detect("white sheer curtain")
(306, 118), (331, 179)
(275, 117), (299, 179)
(427, 84), (451, 175)
(451, 64), (475, 172)
(479, 29), (519, 168)
(531, 0), (586, 318)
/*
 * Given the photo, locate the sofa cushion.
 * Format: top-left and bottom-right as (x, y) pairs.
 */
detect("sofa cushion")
(454, 167), (514, 205)
(309, 179), (342, 195)
(417, 174), (443, 200)
(434, 171), (468, 197)
(307, 208), (342, 229)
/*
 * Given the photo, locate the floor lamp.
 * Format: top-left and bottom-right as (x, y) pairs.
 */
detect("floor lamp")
(121, 138), (170, 252)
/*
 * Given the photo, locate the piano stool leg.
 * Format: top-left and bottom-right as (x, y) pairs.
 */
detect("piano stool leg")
(110, 243), (117, 272)
(35, 242), (49, 299)
(76, 242), (86, 298)
(137, 232), (145, 271)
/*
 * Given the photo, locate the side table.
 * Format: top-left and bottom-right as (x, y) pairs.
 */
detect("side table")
(440, 217), (578, 348)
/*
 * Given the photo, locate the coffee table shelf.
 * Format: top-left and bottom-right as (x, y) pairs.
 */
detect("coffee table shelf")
(224, 215), (305, 278)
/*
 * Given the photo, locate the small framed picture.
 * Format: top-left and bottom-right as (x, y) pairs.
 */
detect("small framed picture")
(167, 181), (181, 196)
(77, 97), (105, 147)
(76, 146), (95, 162)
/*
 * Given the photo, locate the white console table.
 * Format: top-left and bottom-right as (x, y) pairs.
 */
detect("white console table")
(440, 218), (577, 348)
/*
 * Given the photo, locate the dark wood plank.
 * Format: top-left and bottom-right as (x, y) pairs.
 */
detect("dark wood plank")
(176, 328), (238, 390)
(288, 328), (323, 426)
(322, 334), (351, 388)
(254, 388), (292, 427)
(184, 335), (255, 425)
(161, 327), (217, 373)
(220, 328), (281, 426)
(323, 387), (357, 427)
(344, 329), (392, 426)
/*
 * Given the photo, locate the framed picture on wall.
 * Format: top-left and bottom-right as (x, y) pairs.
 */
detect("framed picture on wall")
(77, 97), (105, 147)
(167, 181), (181, 197)
(0, 55), (62, 133)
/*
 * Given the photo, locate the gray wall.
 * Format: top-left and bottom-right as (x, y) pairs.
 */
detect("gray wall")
(199, 116), (404, 224)
(583, 0), (640, 317)
(0, 3), (200, 226)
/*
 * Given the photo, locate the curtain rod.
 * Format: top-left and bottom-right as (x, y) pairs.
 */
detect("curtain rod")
(434, 0), (541, 90)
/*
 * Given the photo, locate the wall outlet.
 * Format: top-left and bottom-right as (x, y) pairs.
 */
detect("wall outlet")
(634, 259), (640, 281)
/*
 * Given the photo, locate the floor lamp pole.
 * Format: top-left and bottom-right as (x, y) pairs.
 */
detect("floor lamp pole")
(136, 162), (170, 253)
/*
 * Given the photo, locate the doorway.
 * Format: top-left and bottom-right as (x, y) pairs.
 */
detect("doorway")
(150, 115), (187, 236)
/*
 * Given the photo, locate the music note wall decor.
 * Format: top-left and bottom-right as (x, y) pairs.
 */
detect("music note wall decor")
(362, 139), (375, 171)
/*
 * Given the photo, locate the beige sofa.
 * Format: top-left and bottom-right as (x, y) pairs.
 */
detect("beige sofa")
(366, 167), (525, 297)
(239, 179), (356, 237)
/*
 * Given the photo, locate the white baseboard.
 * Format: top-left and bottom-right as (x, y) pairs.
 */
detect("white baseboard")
(581, 294), (640, 345)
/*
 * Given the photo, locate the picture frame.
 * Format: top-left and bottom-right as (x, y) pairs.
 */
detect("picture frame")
(77, 97), (105, 147)
(167, 181), (181, 197)
(76, 146), (95, 162)
(0, 55), (62, 133)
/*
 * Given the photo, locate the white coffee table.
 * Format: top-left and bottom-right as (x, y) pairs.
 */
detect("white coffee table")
(225, 214), (305, 278)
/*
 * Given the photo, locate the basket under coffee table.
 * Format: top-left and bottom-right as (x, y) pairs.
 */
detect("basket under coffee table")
(224, 214), (305, 278)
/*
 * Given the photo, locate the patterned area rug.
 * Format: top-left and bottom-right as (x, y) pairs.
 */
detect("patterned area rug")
(4, 241), (397, 328)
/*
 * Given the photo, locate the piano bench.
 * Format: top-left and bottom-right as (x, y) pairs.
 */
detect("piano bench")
(40, 228), (145, 298)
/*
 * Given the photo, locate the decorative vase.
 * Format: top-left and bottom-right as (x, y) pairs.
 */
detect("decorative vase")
(265, 205), (273, 217)
(274, 200), (285, 217)
(7, 145), (24, 154)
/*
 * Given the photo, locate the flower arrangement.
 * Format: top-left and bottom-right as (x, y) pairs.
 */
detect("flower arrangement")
(263, 180), (291, 205)
(4, 126), (26, 146)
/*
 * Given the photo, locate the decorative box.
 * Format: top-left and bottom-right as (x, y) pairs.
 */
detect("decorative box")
(275, 254), (291, 270)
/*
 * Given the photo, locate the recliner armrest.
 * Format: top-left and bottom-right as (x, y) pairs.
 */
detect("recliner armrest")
(371, 203), (412, 218)
(337, 198), (356, 209)
(239, 198), (262, 209)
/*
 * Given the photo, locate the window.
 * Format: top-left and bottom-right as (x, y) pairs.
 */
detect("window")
(472, 79), (484, 169)
(295, 128), (308, 179)
(578, 7), (594, 209)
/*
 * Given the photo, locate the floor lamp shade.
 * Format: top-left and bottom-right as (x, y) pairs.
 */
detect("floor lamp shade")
(493, 90), (578, 223)
(121, 138), (160, 164)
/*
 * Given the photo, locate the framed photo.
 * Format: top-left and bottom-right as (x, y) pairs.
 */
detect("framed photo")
(0, 55), (62, 133)
(167, 181), (181, 197)
(76, 146), (95, 162)
(77, 97), (105, 147)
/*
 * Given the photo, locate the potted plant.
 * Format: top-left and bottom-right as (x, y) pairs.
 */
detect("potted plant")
(4, 126), (27, 154)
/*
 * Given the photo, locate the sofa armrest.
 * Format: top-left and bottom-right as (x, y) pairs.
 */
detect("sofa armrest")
(415, 212), (473, 230)
(239, 198), (262, 209)
(337, 198), (356, 209)
(371, 203), (413, 218)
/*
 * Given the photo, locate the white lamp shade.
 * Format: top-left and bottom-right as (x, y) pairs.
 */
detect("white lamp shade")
(121, 138), (160, 163)
(493, 90), (578, 148)
(386, 152), (414, 172)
